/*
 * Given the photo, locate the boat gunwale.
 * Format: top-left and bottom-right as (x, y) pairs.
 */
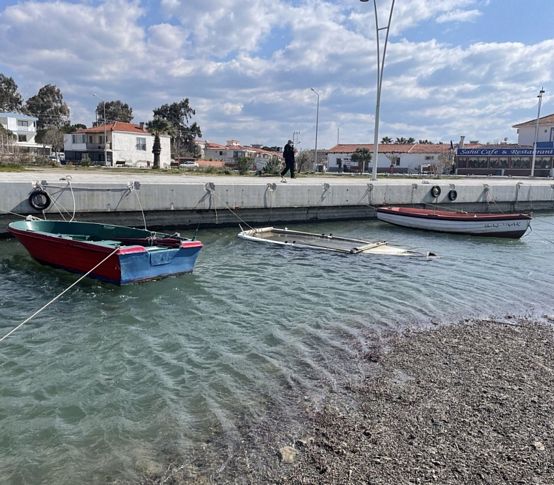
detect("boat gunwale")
(376, 206), (532, 222)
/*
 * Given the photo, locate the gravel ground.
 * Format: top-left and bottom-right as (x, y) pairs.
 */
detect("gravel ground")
(138, 318), (554, 484)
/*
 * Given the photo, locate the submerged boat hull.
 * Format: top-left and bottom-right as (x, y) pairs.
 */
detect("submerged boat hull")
(8, 220), (202, 284)
(238, 226), (434, 257)
(376, 207), (531, 238)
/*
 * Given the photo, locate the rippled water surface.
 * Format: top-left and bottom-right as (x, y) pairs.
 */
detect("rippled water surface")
(1, 215), (554, 483)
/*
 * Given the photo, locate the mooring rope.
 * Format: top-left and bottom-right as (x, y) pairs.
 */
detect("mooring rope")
(128, 182), (147, 230)
(210, 190), (255, 230)
(0, 246), (121, 344)
(0, 209), (30, 219)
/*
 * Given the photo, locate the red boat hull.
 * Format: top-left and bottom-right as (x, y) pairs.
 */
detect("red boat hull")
(9, 222), (203, 284)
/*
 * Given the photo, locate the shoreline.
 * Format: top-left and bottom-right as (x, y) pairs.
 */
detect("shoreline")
(140, 317), (554, 484)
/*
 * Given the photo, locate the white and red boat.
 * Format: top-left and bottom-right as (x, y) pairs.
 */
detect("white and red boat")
(375, 207), (532, 238)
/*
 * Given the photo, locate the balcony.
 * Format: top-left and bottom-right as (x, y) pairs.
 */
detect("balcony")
(86, 142), (112, 150)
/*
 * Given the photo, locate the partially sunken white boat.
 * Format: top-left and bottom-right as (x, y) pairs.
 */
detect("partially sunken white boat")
(238, 226), (435, 257)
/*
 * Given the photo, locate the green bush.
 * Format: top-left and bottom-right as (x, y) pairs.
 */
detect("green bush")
(263, 156), (281, 175)
(237, 156), (254, 175)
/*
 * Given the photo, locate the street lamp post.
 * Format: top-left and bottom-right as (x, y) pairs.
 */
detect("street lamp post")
(92, 93), (109, 166)
(311, 88), (320, 171)
(360, 0), (395, 179)
(530, 88), (545, 177)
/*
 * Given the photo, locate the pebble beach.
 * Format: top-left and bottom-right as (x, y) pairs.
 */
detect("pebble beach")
(141, 318), (554, 484)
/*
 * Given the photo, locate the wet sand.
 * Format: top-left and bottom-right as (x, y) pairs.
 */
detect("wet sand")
(139, 318), (554, 484)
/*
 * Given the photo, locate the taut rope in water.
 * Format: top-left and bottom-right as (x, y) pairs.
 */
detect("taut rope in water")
(0, 246), (121, 344)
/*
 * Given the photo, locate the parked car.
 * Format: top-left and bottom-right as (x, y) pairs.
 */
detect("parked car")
(179, 160), (199, 168)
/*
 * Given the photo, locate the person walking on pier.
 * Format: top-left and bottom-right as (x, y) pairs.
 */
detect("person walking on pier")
(281, 140), (295, 182)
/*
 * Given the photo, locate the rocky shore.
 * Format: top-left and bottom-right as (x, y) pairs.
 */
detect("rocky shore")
(140, 318), (554, 484)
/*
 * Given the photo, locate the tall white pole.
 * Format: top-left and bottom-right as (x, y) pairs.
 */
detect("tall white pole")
(311, 88), (320, 171)
(103, 102), (109, 166)
(361, 0), (395, 179)
(531, 88), (545, 177)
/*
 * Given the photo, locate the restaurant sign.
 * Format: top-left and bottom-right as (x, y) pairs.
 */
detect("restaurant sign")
(458, 148), (554, 156)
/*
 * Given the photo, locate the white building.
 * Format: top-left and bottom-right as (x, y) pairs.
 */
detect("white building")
(327, 143), (452, 173)
(0, 111), (49, 154)
(203, 139), (281, 168)
(64, 122), (171, 168)
(512, 113), (554, 146)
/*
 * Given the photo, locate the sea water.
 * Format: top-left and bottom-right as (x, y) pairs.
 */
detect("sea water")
(1, 215), (554, 483)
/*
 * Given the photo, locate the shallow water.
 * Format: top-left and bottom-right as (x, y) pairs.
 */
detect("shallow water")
(1, 214), (554, 483)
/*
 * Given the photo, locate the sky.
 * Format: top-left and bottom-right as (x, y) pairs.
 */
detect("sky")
(0, 0), (552, 150)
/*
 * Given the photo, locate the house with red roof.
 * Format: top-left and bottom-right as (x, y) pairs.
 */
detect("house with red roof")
(63, 121), (171, 168)
(203, 139), (282, 169)
(327, 143), (453, 174)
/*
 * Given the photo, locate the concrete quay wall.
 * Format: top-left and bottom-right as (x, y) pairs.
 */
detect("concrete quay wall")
(1, 171), (554, 235)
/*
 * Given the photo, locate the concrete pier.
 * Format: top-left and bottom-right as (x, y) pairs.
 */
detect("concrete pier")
(1, 168), (554, 235)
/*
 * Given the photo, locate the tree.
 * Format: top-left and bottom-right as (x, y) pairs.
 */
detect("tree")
(296, 151), (311, 173)
(395, 137), (415, 144)
(63, 123), (87, 134)
(96, 100), (133, 124)
(152, 98), (202, 158)
(0, 74), (23, 112)
(24, 84), (70, 142)
(418, 139), (433, 144)
(146, 117), (174, 169)
(380, 136), (393, 144)
(42, 127), (64, 153)
(263, 155), (281, 175)
(237, 156), (253, 175)
(350, 148), (372, 172)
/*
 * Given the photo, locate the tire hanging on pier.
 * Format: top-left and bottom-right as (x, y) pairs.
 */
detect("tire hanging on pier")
(430, 186), (441, 198)
(28, 189), (51, 211)
(448, 189), (458, 201)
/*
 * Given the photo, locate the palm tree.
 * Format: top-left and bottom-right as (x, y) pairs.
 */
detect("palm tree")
(381, 136), (393, 144)
(147, 118), (174, 169)
(351, 148), (372, 173)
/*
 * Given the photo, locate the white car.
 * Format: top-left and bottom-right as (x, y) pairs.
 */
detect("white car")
(179, 160), (199, 168)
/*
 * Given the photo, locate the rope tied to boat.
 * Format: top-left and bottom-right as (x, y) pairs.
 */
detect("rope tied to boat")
(210, 189), (255, 230)
(0, 245), (121, 344)
(128, 181), (147, 230)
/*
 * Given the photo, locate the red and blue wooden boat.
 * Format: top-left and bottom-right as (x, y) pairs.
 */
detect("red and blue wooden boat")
(8, 220), (203, 284)
(375, 206), (531, 238)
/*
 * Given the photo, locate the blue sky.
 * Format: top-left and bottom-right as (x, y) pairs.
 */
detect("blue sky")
(0, 0), (552, 150)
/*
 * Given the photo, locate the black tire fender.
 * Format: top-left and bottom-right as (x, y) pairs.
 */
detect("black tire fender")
(28, 189), (51, 211)
(430, 185), (441, 198)
(448, 189), (458, 201)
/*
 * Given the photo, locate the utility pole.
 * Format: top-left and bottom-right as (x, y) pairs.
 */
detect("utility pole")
(360, 0), (395, 179)
(531, 88), (545, 177)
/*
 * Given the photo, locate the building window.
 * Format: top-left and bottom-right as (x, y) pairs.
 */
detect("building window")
(425, 155), (434, 161)
(72, 134), (86, 144)
(136, 137), (146, 151)
(17, 120), (29, 127)
(18, 134), (27, 142)
(89, 136), (93, 143)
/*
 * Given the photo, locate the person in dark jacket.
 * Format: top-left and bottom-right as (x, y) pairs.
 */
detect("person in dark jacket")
(281, 140), (295, 181)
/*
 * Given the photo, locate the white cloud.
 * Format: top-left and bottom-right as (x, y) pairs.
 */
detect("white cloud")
(0, 0), (551, 148)
(436, 9), (482, 23)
